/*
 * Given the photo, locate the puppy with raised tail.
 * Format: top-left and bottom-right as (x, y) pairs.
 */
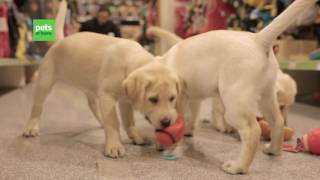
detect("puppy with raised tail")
(147, 27), (297, 131)
(23, 0), (181, 158)
(150, 0), (313, 174)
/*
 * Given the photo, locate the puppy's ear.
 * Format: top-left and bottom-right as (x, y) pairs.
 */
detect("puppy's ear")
(122, 73), (152, 109)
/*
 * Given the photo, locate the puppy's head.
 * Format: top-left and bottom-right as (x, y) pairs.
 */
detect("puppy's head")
(276, 73), (297, 107)
(122, 62), (182, 130)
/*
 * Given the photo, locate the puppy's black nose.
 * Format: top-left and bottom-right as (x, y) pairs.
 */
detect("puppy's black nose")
(160, 118), (171, 128)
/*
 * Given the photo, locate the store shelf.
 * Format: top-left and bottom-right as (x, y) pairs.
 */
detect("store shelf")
(279, 60), (320, 71)
(1, 58), (319, 71)
(0, 58), (40, 67)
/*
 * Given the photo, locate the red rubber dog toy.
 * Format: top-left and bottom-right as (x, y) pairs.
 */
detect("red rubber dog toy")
(155, 114), (185, 146)
(257, 117), (294, 141)
(283, 128), (320, 155)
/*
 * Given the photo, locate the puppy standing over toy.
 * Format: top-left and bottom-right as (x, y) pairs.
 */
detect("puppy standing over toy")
(23, 0), (182, 158)
(150, 0), (316, 174)
(147, 27), (298, 135)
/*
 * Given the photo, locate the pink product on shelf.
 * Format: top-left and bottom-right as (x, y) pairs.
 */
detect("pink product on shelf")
(206, 0), (234, 30)
(0, 32), (10, 57)
(174, 0), (235, 38)
(0, 4), (10, 58)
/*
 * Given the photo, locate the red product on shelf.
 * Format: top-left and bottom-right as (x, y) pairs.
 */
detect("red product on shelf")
(206, 0), (234, 30)
(174, 0), (234, 38)
(0, 3), (10, 58)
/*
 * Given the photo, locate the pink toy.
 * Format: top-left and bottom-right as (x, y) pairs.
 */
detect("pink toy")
(155, 114), (185, 146)
(283, 128), (320, 155)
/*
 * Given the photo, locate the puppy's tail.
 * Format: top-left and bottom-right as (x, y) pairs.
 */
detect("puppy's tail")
(147, 26), (183, 48)
(55, 0), (67, 41)
(255, 0), (317, 50)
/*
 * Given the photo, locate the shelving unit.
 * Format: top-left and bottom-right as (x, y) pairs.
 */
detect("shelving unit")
(0, 58), (40, 67)
(279, 60), (320, 107)
(0, 58), (40, 88)
(279, 60), (320, 71)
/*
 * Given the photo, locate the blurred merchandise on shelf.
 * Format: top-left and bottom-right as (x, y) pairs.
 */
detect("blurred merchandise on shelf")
(15, 23), (27, 59)
(68, 0), (159, 52)
(0, 0), (160, 59)
(309, 48), (320, 60)
(0, 0), (320, 59)
(174, 0), (234, 38)
(0, 2), (10, 58)
(226, 0), (279, 32)
(70, 0), (159, 38)
(0, 0), (56, 60)
(225, 0), (319, 41)
(7, 4), (19, 57)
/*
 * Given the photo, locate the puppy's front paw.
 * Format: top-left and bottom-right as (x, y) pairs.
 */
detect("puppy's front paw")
(23, 126), (39, 137)
(132, 135), (152, 146)
(213, 121), (233, 133)
(263, 143), (281, 156)
(105, 141), (126, 158)
(184, 126), (194, 137)
(222, 160), (247, 175)
(128, 128), (151, 145)
(155, 141), (164, 151)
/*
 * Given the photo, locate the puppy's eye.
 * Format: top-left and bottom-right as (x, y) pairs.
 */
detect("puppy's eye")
(169, 96), (176, 102)
(149, 97), (158, 104)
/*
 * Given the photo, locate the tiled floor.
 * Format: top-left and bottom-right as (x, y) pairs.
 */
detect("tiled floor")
(0, 83), (319, 180)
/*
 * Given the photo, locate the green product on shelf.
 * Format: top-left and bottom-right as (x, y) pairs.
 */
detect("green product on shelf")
(309, 49), (320, 60)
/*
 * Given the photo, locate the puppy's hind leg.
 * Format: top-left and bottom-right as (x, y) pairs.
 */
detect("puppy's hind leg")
(118, 100), (150, 145)
(260, 90), (284, 156)
(221, 92), (261, 174)
(212, 94), (233, 133)
(23, 58), (56, 137)
(280, 105), (288, 126)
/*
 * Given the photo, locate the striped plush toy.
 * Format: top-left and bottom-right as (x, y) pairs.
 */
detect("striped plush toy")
(283, 128), (320, 155)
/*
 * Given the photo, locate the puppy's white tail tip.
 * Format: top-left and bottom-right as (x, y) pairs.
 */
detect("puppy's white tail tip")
(255, 0), (317, 49)
(55, 0), (67, 41)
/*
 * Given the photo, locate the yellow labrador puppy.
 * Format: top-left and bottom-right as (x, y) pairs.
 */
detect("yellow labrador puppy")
(147, 27), (297, 133)
(23, 0), (181, 158)
(148, 0), (314, 174)
(211, 70), (297, 133)
(275, 71), (298, 125)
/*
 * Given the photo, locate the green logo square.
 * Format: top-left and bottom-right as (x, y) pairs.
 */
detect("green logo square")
(32, 19), (55, 41)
